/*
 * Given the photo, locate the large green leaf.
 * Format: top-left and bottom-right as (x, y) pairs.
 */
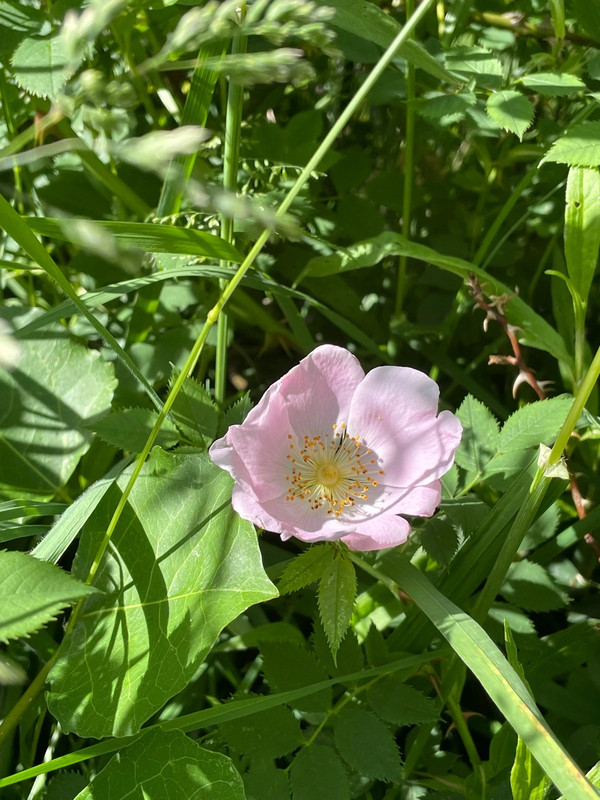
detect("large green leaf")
(0, 550), (96, 643)
(301, 232), (570, 365)
(0, 310), (116, 499)
(74, 728), (245, 800)
(11, 30), (80, 98)
(47, 450), (277, 738)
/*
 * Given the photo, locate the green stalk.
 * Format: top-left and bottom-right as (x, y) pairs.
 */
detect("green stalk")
(216, 15), (247, 405)
(395, 0), (416, 316)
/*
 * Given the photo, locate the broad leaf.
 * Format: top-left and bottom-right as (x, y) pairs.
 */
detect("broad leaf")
(0, 310), (116, 499)
(521, 72), (586, 96)
(455, 394), (499, 475)
(502, 561), (570, 612)
(74, 727), (245, 800)
(0, 550), (96, 643)
(91, 408), (180, 452)
(445, 46), (503, 89)
(542, 122), (600, 167)
(367, 677), (439, 725)
(47, 450), (277, 738)
(333, 706), (403, 782)
(220, 704), (301, 759)
(486, 90), (534, 140)
(11, 30), (81, 98)
(290, 745), (349, 800)
(564, 166), (600, 306)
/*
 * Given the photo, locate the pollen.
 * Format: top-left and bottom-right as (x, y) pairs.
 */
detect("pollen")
(284, 424), (384, 517)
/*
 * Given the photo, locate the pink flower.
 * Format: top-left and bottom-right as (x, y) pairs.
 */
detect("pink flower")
(209, 345), (462, 551)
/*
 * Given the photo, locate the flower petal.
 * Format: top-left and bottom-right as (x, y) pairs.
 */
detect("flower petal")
(279, 344), (364, 435)
(340, 515), (411, 551)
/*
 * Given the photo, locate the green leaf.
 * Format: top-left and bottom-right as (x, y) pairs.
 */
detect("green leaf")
(11, 31), (81, 98)
(47, 451), (277, 738)
(521, 72), (586, 96)
(218, 392), (253, 434)
(549, 0), (566, 39)
(91, 408), (180, 452)
(260, 641), (331, 713)
(278, 543), (335, 595)
(542, 122), (600, 167)
(0, 1), (44, 58)
(416, 91), (477, 126)
(290, 745), (349, 800)
(573, 0), (600, 41)
(244, 765), (290, 800)
(318, 555), (356, 660)
(170, 375), (219, 447)
(43, 771), (87, 800)
(486, 90), (534, 140)
(74, 727), (245, 800)
(26, 218), (243, 262)
(220, 704), (301, 759)
(333, 706), (403, 782)
(564, 166), (600, 305)
(420, 516), (459, 567)
(445, 46), (503, 89)
(367, 677), (439, 726)
(496, 397), (573, 453)
(455, 394), (500, 475)
(0, 550), (96, 643)
(318, 0), (461, 85)
(385, 557), (599, 800)
(0, 310), (116, 499)
(502, 561), (570, 611)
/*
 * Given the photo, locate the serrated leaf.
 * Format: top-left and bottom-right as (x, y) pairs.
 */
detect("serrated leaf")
(0, 550), (96, 643)
(290, 745), (349, 800)
(43, 771), (87, 800)
(47, 451), (277, 738)
(543, 122), (600, 167)
(502, 560), (570, 611)
(170, 374), (219, 446)
(521, 72), (586, 96)
(218, 392), (253, 435)
(0, 1), (44, 58)
(244, 764), (290, 800)
(367, 676), (439, 725)
(318, 556), (356, 661)
(11, 31), (81, 98)
(91, 408), (179, 452)
(564, 166), (600, 306)
(416, 92), (476, 126)
(445, 46), (503, 89)
(260, 641), (331, 713)
(220, 704), (301, 759)
(74, 728), (245, 800)
(420, 516), (459, 567)
(486, 90), (534, 140)
(312, 617), (364, 678)
(278, 543), (335, 595)
(333, 706), (403, 782)
(0, 309), (116, 499)
(455, 394), (499, 475)
(496, 397), (573, 453)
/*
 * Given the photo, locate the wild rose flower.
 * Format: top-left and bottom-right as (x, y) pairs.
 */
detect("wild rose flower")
(209, 345), (462, 551)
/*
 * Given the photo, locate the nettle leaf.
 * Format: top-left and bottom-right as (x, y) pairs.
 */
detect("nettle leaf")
(47, 451), (277, 738)
(454, 394), (499, 475)
(0, 311), (116, 499)
(74, 728), (245, 800)
(278, 543), (335, 595)
(542, 122), (600, 167)
(318, 555), (356, 660)
(91, 408), (179, 452)
(11, 30), (82, 98)
(170, 374), (219, 447)
(445, 46), (503, 89)
(486, 90), (534, 140)
(420, 516), (459, 567)
(0, 550), (96, 643)
(260, 641), (331, 713)
(496, 397), (573, 453)
(220, 704), (302, 759)
(502, 560), (570, 611)
(290, 745), (349, 800)
(333, 706), (403, 782)
(521, 72), (586, 96)
(367, 676), (439, 726)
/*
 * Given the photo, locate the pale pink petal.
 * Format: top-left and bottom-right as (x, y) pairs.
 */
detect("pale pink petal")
(386, 481), (441, 516)
(340, 515), (411, 551)
(279, 345), (364, 435)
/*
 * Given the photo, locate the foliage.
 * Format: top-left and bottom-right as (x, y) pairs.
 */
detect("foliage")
(1, 0), (600, 798)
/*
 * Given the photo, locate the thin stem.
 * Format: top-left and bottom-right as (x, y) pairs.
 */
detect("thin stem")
(0, 653), (58, 752)
(216, 12), (247, 405)
(396, 0), (416, 316)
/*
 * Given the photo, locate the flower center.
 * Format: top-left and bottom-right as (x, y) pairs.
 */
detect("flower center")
(285, 423), (385, 517)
